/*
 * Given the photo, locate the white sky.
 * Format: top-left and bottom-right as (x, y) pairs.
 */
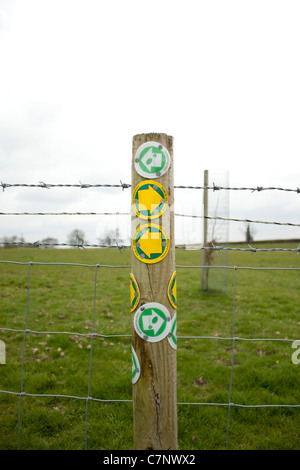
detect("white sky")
(0, 0), (299, 245)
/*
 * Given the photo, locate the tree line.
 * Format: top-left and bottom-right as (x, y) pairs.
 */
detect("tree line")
(0, 229), (124, 248)
(1, 225), (256, 248)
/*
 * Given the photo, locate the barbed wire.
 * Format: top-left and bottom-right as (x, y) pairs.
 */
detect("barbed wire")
(0, 181), (131, 191)
(175, 184), (300, 193)
(0, 211), (299, 228)
(1, 180), (299, 254)
(179, 244), (300, 254)
(1, 180), (300, 193)
(0, 211), (131, 216)
(0, 241), (131, 250)
(177, 214), (300, 227)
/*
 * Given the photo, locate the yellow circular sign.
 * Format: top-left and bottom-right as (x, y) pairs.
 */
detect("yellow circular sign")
(130, 273), (140, 312)
(132, 180), (168, 220)
(168, 271), (177, 309)
(132, 223), (170, 264)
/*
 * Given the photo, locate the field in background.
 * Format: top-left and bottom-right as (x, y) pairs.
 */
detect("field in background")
(0, 242), (299, 450)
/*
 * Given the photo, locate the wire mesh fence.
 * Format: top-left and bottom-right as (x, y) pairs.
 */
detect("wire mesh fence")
(0, 259), (299, 449)
(0, 181), (299, 449)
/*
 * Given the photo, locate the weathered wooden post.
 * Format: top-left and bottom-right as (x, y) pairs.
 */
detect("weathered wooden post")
(130, 133), (178, 450)
(201, 169), (209, 291)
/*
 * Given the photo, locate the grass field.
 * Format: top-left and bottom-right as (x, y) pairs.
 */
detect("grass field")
(0, 242), (300, 450)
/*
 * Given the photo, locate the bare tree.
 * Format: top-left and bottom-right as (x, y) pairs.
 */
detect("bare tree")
(98, 228), (123, 247)
(40, 237), (59, 248)
(67, 229), (88, 247)
(0, 235), (27, 248)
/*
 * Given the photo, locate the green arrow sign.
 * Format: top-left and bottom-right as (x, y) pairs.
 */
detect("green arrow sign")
(132, 345), (140, 384)
(134, 302), (171, 343)
(134, 141), (170, 178)
(168, 313), (177, 350)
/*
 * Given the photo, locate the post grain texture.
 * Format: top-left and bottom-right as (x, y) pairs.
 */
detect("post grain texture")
(131, 133), (178, 450)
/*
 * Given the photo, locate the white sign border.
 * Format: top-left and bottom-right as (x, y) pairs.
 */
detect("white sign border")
(133, 302), (171, 343)
(134, 141), (171, 179)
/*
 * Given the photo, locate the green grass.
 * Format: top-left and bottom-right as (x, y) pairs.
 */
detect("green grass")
(0, 243), (300, 450)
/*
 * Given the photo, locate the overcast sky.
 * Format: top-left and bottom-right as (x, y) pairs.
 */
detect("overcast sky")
(0, 0), (299, 246)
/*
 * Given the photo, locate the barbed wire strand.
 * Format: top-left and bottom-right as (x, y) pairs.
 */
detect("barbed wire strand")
(1, 181), (131, 191)
(0, 211), (299, 228)
(175, 183), (300, 193)
(1, 181), (300, 193)
(177, 214), (300, 227)
(0, 211), (131, 216)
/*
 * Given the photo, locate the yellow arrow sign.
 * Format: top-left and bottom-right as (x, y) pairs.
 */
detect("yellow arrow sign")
(130, 273), (140, 312)
(132, 180), (168, 220)
(168, 271), (177, 309)
(139, 227), (162, 258)
(132, 224), (169, 264)
(138, 185), (162, 215)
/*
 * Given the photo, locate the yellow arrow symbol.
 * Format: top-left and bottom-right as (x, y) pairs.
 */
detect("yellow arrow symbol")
(139, 228), (162, 258)
(130, 281), (135, 306)
(138, 185), (163, 215)
(130, 274), (139, 309)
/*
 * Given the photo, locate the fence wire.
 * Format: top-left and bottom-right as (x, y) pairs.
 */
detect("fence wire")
(1, 181), (300, 193)
(0, 179), (299, 449)
(0, 211), (299, 229)
(1, 241), (300, 253)
(0, 260), (299, 450)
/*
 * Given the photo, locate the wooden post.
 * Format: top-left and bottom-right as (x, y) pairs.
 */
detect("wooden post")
(131, 133), (177, 450)
(201, 170), (209, 291)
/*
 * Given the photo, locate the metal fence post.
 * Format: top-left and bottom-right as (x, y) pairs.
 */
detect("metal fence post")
(131, 133), (178, 450)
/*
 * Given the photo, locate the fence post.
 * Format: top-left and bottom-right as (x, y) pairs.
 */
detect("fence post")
(201, 169), (209, 291)
(131, 133), (178, 450)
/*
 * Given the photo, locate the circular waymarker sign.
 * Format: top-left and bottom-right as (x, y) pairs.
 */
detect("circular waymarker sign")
(132, 345), (141, 384)
(132, 223), (169, 264)
(130, 273), (140, 312)
(168, 271), (177, 309)
(134, 302), (171, 343)
(132, 180), (168, 220)
(168, 312), (177, 350)
(134, 141), (170, 179)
